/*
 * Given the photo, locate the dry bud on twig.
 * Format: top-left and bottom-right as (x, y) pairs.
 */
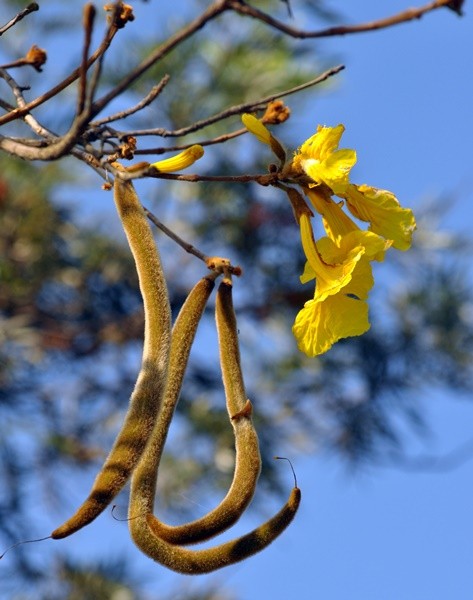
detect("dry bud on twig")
(104, 2), (135, 28)
(262, 100), (291, 125)
(25, 45), (47, 72)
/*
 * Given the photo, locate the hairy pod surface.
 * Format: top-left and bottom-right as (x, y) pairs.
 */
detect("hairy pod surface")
(130, 280), (301, 573)
(148, 279), (261, 545)
(52, 170), (171, 539)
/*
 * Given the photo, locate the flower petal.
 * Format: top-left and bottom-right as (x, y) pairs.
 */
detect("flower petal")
(242, 113), (272, 145)
(299, 214), (365, 301)
(305, 188), (358, 243)
(151, 145), (204, 173)
(342, 184), (416, 250)
(302, 150), (356, 191)
(293, 258), (374, 356)
(292, 293), (368, 356)
(298, 124), (345, 161)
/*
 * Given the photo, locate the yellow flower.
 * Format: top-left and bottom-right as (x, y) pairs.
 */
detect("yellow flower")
(291, 125), (416, 251)
(150, 145), (204, 173)
(293, 256), (373, 356)
(305, 188), (390, 261)
(305, 187), (358, 243)
(296, 219), (390, 356)
(291, 125), (357, 195)
(299, 214), (365, 302)
(340, 184), (416, 251)
(243, 115), (417, 355)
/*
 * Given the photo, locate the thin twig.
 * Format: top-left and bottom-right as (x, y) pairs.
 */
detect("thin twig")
(85, 43), (106, 114)
(90, 76), (170, 127)
(144, 207), (209, 263)
(113, 65), (344, 140)
(0, 7), (124, 160)
(0, 67), (104, 174)
(228, 0), (462, 39)
(146, 172), (277, 185)
(0, 11), (119, 126)
(0, 97), (14, 111)
(0, 2), (39, 37)
(133, 127), (247, 155)
(0, 116), (96, 161)
(90, 0), (229, 117)
(0, 67), (96, 162)
(0, 59), (31, 70)
(78, 4), (97, 114)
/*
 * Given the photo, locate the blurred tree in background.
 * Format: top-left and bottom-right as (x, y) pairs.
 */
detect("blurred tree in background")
(0, 0), (470, 597)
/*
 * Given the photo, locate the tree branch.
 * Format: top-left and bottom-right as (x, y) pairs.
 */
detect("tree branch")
(227, 0), (463, 39)
(89, 0), (230, 118)
(144, 207), (209, 263)
(112, 65), (344, 142)
(90, 76), (170, 128)
(0, 8), (120, 126)
(0, 2), (39, 37)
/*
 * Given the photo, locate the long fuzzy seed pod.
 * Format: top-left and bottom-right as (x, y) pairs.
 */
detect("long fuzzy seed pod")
(52, 170), (171, 539)
(129, 280), (301, 574)
(147, 279), (261, 545)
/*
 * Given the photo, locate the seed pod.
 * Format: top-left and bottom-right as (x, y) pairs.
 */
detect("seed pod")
(52, 168), (171, 539)
(148, 279), (261, 545)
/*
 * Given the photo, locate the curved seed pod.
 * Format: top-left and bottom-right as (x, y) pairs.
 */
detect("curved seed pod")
(131, 476), (300, 574)
(52, 169), (171, 539)
(148, 279), (261, 545)
(129, 279), (301, 574)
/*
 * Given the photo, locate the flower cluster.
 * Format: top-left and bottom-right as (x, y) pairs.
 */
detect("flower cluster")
(242, 115), (416, 356)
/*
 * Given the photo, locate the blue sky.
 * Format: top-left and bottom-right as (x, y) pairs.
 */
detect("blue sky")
(6, 2), (472, 598)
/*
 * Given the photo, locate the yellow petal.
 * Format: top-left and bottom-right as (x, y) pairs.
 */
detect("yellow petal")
(305, 188), (358, 243)
(151, 145), (204, 173)
(302, 149), (356, 193)
(321, 229), (391, 264)
(292, 292), (370, 356)
(300, 259), (315, 284)
(293, 258), (374, 356)
(242, 113), (272, 145)
(342, 184), (416, 251)
(299, 214), (365, 301)
(298, 124), (345, 161)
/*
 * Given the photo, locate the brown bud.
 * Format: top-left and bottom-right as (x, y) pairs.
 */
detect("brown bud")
(119, 135), (137, 160)
(25, 45), (47, 72)
(262, 100), (291, 125)
(104, 2), (135, 28)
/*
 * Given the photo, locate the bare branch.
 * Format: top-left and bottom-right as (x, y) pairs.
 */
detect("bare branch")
(0, 66), (103, 174)
(0, 45), (47, 72)
(227, 0), (462, 39)
(0, 113), (85, 160)
(146, 172), (277, 185)
(78, 4), (97, 114)
(144, 207), (209, 263)
(89, 0), (229, 117)
(90, 76), (171, 128)
(0, 67), (93, 162)
(0, 11), (120, 126)
(110, 65), (344, 143)
(0, 2), (39, 37)
(134, 127), (248, 155)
